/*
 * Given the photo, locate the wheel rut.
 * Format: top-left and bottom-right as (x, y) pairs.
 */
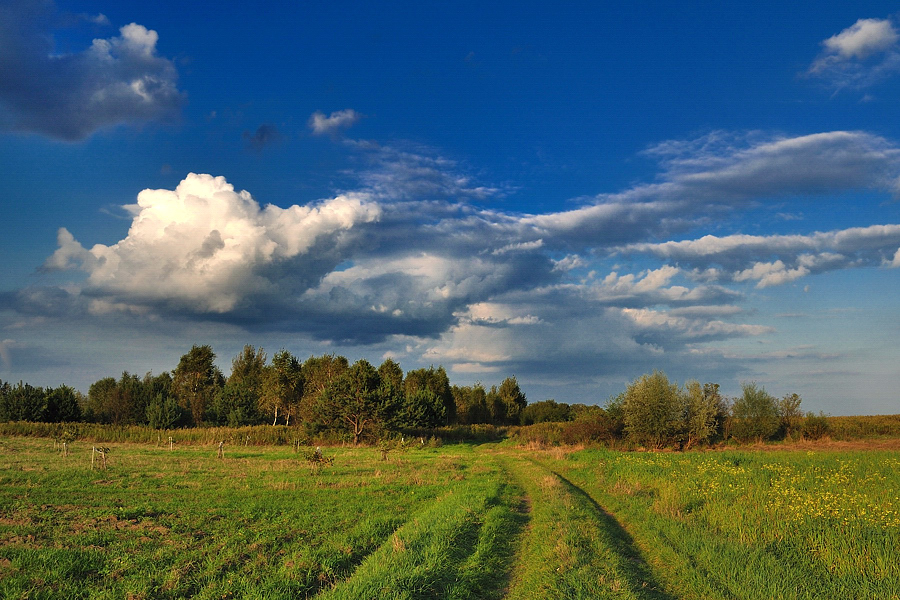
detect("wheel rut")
(498, 451), (678, 600)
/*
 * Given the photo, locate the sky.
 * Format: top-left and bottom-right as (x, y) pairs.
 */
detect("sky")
(1, 0), (899, 415)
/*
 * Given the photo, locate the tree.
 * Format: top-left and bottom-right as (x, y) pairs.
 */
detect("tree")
(452, 384), (491, 425)
(777, 393), (804, 440)
(209, 382), (263, 426)
(376, 359), (405, 429)
(229, 345), (267, 393)
(622, 371), (684, 449)
(43, 385), (82, 422)
(404, 367), (454, 425)
(0, 381), (45, 422)
(522, 399), (572, 425)
(731, 382), (779, 442)
(300, 354), (349, 422)
(146, 393), (182, 429)
(377, 358), (404, 391)
(683, 381), (720, 449)
(173, 345), (224, 426)
(85, 377), (118, 423)
(260, 350), (303, 425)
(313, 359), (382, 443)
(497, 376), (527, 425)
(401, 388), (447, 428)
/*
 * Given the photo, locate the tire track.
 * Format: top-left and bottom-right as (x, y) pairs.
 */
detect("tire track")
(500, 452), (678, 600)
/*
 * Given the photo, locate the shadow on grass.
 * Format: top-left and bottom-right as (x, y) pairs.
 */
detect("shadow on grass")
(549, 469), (679, 600)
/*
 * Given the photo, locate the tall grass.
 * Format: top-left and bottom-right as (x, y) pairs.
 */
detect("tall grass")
(539, 447), (900, 599)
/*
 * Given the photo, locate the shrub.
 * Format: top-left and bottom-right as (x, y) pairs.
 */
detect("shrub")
(730, 383), (779, 442)
(801, 411), (831, 440)
(622, 371), (684, 449)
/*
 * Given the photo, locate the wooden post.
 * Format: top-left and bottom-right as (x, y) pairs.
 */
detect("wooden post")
(169, 436), (173, 451)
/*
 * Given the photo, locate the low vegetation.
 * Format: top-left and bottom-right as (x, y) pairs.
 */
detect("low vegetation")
(1, 432), (898, 598)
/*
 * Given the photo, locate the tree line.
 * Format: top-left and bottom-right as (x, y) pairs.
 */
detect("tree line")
(1, 348), (826, 447)
(518, 371), (830, 448)
(0, 345), (528, 443)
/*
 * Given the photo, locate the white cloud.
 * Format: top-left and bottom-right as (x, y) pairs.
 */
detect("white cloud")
(890, 248), (900, 267)
(822, 18), (898, 60)
(309, 109), (361, 135)
(733, 260), (809, 288)
(0, 3), (182, 140)
(808, 18), (900, 90)
(45, 173), (381, 313)
(620, 308), (774, 340)
(622, 224), (900, 286)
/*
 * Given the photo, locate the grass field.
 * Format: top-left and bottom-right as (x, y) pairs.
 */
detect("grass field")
(1, 436), (898, 599)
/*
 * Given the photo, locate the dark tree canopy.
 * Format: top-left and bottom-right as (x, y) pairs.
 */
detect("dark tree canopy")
(173, 345), (224, 426)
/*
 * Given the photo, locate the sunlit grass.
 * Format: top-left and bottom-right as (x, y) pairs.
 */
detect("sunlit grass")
(2, 434), (898, 599)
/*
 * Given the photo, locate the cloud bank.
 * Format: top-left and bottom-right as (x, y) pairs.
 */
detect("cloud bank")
(0, 1), (182, 140)
(11, 129), (900, 389)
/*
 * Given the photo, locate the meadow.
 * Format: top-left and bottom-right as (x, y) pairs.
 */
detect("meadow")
(1, 434), (898, 599)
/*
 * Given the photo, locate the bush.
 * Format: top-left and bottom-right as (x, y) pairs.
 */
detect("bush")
(801, 411), (831, 440)
(622, 371), (683, 449)
(730, 383), (779, 442)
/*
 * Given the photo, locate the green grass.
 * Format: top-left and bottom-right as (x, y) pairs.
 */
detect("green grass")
(1, 435), (899, 599)
(536, 447), (900, 599)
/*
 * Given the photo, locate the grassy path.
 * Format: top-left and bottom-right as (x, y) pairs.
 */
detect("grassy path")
(495, 450), (675, 600)
(317, 452), (526, 600)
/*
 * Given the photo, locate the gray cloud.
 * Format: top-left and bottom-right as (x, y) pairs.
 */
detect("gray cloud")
(243, 124), (282, 151)
(0, 0), (182, 140)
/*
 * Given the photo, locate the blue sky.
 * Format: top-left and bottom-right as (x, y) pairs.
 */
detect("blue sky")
(2, 0), (899, 415)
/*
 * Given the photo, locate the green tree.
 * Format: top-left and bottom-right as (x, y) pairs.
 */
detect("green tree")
(401, 388), (447, 428)
(314, 359), (383, 444)
(522, 399), (572, 425)
(228, 345), (267, 392)
(260, 350), (303, 425)
(731, 382), (779, 442)
(173, 345), (224, 426)
(85, 377), (118, 423)
(376, 359), (405, 428)
(404, 367), (454, 425)
(300, 354), (349, 422)
(682, 381), (720, 449)
(623, 371), (684, 449)
(0, 381), (45, 422)
(146, 393), (183, 429)
(452, 384), (491, 425)
(777, 393), (804, 440)
(43, 385), (82, 422)
(497, 376), (528, 425)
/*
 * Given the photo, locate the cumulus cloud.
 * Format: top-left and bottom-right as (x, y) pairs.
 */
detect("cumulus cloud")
(0, 1), (182, 140)
(309, 109), (361, 136)
(45, 173), (381, 313)
(808, 17), (900, 90)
